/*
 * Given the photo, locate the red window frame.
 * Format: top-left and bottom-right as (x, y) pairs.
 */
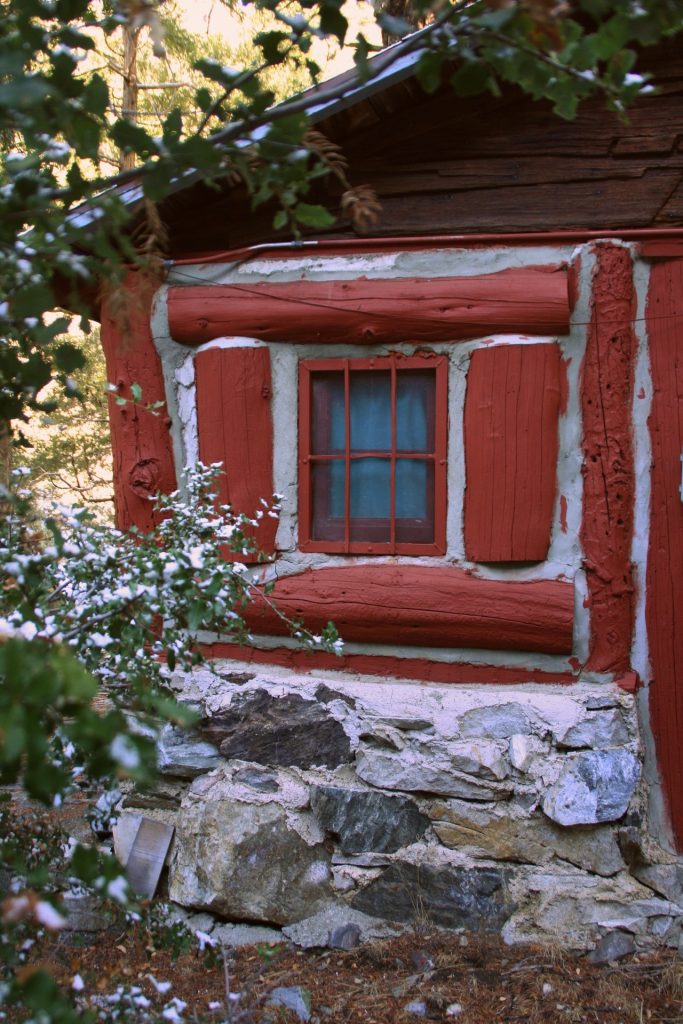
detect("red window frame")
(298, 354), (448, 556)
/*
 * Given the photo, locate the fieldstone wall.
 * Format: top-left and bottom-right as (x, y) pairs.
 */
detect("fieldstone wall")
(115, 661), (683, 951)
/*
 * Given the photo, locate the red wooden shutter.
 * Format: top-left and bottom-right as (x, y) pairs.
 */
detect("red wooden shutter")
(464, 342), (561, 562)
(195, 345), (276, 561)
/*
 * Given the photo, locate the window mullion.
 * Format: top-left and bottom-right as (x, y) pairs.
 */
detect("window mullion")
(390, 359), (397, 552)
(344, 361), (350, 554)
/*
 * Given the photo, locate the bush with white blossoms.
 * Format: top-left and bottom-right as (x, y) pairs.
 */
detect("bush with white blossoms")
(0, 461), (340, 1022)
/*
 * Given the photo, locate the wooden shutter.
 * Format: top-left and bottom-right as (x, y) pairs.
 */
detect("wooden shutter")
(195, 346), (276, 561)
(464, 342), (561, 562)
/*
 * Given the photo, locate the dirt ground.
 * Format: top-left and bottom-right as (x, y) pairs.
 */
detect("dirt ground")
(30, 922), (683, 1023)
(7, 792), (683, 1023)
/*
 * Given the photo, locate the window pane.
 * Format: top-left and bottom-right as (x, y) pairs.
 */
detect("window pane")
(350, 371), (391, 451)
(350, 457), (390, 518)
(396, 459), (434, 544)
(396, 370), (434, 453)
(311, 373), (345, 454)
(311, 460), (345, 540)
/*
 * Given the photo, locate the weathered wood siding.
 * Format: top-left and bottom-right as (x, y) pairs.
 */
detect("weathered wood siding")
(646, 257), (683, 847)
(244, 565), (574, 654)
(195, 345), (277, 560)
(464, 342), (562, 563)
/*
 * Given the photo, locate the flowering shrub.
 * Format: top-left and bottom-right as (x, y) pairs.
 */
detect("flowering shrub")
(0, 461), (340, 1020)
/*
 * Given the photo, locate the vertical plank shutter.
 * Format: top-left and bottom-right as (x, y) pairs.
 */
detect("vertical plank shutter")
(195, 346), (276, 561)
(464, 343), (561, 562)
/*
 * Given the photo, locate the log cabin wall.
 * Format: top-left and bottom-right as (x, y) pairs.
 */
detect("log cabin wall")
(102, 40), (683, 942)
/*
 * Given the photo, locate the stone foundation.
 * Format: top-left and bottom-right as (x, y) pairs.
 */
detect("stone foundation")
(115, 661), (683, 951)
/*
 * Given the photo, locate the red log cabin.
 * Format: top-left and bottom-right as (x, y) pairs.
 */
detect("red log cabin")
(98, 36), (683, 858)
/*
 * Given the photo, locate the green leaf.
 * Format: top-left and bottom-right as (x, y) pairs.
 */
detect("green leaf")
(416, 51), (443, 94)
(130, 382), (142, 402)
(54, 342), (86, 374)
(294, 202), (335, 227)
(451, 61), (494, 98)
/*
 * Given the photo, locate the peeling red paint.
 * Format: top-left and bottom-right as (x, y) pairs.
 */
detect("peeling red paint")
(580, 243), (636, 673)
(646, 258), (683, 849)
(244, 566), (574, 654)
(559, 356), (570, 416)
(560, 495), (568, 534)
(100, 274), (177, 532)
(202, 643), (578, 686)
(616, 671), (639, 693)
(167, 266), (571, 347)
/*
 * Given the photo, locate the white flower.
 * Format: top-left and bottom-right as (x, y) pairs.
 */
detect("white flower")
(18, 621), (37, 641)
(106, 875), (129, 904)
(148, 976), (173, 994)
(189, 546), (204, 569)
(35, 901), (67, 930)
(72, 974), (85, 992)
(0, 618), (16, 639)
(195, 930), (216, 951)
(109, 734), (140, 771)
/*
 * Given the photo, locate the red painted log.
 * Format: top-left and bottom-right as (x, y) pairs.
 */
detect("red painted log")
(243, 566), (574, 654)
(464, 343), (561, 562)
(167, 266), (570, 347)
(202, 641), (578, 686)
(100, 274), (177, 532)
(195, 345), (277, 559)
(646, 258), (683, 849)
(580, 243), (636, 672)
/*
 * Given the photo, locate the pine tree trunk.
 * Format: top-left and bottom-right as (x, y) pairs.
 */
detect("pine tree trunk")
(120, 24), (141, 172)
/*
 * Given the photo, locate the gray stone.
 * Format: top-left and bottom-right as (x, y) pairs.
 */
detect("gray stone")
(266, 986), (311, 1022)
(282, 904), (403, 948)
(199, 690), (352, 769)
(169, 797), (332, 924)
(376, 717), (434, 732)
(431, 800), (624, 877)
(232, 766), (280, 793)
(557, 711), (629, 750)
(587, 930), (636, 964)
(632, 864), (683, 904)
(314, 684), (356, 708)
(61, 892), (111, 932)
(447, 740), (509, 781)
(355, 748), (513, 801)
(509, 734), (549, 773)
(404, 1001), (427, 1016)
(124, 778), (185, 810)
(542, 750), (640, 826)
(157, 724), (221, 779)
(212, 923), (283, 947)
(458, 704), (534, 740)
(351, 861), (512, 931)
(186, 912), (216, 934)
(310, 785), (430, 854)
(329, 924), (362, 949)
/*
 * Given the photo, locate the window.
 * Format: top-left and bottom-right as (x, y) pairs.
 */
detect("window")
(298, 354), (447, 554)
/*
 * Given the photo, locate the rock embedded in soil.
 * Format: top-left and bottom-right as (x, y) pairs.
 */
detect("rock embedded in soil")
(199, 689), (352, 769)
(350, 861), (512, 930)
(587, 930), (636, 964)
(282, 903), (403, 948)
(266, 986), (312, 1022)
(212, 922), (283, 947)
(310, 785), (430, 854)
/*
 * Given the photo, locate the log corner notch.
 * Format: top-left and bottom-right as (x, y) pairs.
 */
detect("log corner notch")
(580, 242), (636, 673)
(244, 565), (574, 655)
(100, 273), (177, 532)
(166, 264), (570, 347)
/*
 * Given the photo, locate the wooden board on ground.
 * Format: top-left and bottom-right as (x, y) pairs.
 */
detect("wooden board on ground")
(124, 817), (175, 898)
